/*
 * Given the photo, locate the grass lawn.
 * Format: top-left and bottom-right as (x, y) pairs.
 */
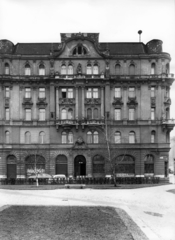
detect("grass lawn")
(0, 206), (148, 240)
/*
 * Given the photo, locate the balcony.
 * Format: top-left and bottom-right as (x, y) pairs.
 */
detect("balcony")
(59, 98), (75, 105)
(81, 119), (105, 126)
(162, 119), (175, 131)
(85, 98), (101, 105)
(56, 119), (79, 130)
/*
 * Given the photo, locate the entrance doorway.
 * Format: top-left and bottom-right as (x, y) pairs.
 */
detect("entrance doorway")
(74, 155), (86, 177)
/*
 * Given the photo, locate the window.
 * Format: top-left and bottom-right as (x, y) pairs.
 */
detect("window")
(151, 131), (156, 143)
(165, 108), (169, 119)
(93, 88), (98, 98)
(93, 131), (99, 143)
(68, 65), (73, 75)
(87, 64), (92, 75)
(115, 131), (121, 143)
(151, 87), (155, 98)
(61, 64), (66, 75)
(144, 154), (154, 174)
(61, 132), (67, 143)
(93, 64), (99, 75)
(87, 108), (92, 120)
(5, 131), (10, 144)
(25, 109), (31, 121)
(151, 63), (156, 74)
(5, 108), (10, 121)
(25, 64), (31, 75)
(129, 108), (135, 120)
(68, 109), (73, 119)
(129, 64), (135, 75)
(94, 108), (98, 119)
(5, 63), (10, 75)
(68, 132), (73, 144)
(61, 109), (67, 119)
(87, 131), (92, 143)
(93, 155), (105, 174)
(165, 87), (169, 98)
(39, 131), (45, 144)
(115, 64), (121, 75)
(151, 108), (155, 120)
(61, 88), (73, 98)
(73, 45), (87, 56)
(166, 131), (170, 143)
(25, 131), (31, 144)
(166, 63), (169, 74)
(39, 64), (45, 75)
(25, 88), (31, 98)
(129, 131), (135, 143)
(87, 88), (98, 98)
(114, 109), (121, 120)
(5, 87), (10, 98)
(115, 87), (121, 98)
(39, 88), (45, 98)
(39, 109), (46, 121)
(129, 87), (135, 98)
(87, 88), (92, 98)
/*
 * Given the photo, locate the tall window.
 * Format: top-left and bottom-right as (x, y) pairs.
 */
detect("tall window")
(129, 131), (135, 143)
(25, 109), (32, 121)
(151, 63), (156, 74)
(93, 88), (98, 98)
(115, 87), (121, 98)
(144, 154), (154, 174)
(151, 87), (155, 98)
(68, 89), (73, 98)
(25, 131), (31, 144)
(93, 131), (99, 143)
(93, 64), (99, 75)
(25, 64), (31, 76)
(39, 109), (45, 121)
(61, 109), (67, 119)
(151, 131), (156, 143)
(94, 108), (98, 119)
(114, 109), (121, 120)
(39, 88), (45, 98)
(68, 109), (73, 119)
(68, 65), (73, 75)
(5, 87), (10, 98)
(5, 131), (10, 144)
(87, 131), (92, 143)
(5, 63), (10, 75)
(151, 108), (155, 120)
(87, 88), (92, 98)
(129, 108), (135, 120)
(25, 88), (31, 98)
(129, 64), (135, 75)
(115, 131), (121, 143)
(87, 64), (92, 74)
(86, 88), (98, 98)
(61, 64), (66, 75)
(61, 88), (73, 98)
(39, 131), (45, 144)
(39, 64), (45, 75)
(61, 132), (67, 143)
(129, 87), (135, 98)
(115, 64), (121, 75)
(68, 132), (73, 144)
(87, 108), (92, 120)
(5, 108), (10, 121)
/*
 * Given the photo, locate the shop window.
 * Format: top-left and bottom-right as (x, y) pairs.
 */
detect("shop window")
(93, 155), (105, 174)
(144, 154), (154, 174)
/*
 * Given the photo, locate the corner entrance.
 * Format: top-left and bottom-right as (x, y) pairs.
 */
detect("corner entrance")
(74, 155), (86, 177)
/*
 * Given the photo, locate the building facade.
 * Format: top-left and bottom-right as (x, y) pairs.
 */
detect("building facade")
(0, 33), (174, 180)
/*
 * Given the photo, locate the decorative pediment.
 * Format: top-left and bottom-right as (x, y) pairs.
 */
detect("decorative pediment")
(36, 98), (48, 107)
(72, 136), (88, 149)
(22, 98), (33, 107)
(112, 98), (123, 106)
(127, 97), (138, 106)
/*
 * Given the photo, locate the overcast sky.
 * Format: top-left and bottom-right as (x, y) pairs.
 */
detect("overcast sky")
(0, 0), (175, 133)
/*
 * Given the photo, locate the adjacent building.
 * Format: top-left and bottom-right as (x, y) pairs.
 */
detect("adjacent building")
(0, 33), (174, 180)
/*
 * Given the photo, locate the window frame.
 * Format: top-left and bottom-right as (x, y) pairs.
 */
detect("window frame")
(25, 108), (32, 121)
(39, 108), (46, 121)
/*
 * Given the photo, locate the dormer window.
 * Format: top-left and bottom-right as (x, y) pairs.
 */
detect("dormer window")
(72, 44), (87, 56)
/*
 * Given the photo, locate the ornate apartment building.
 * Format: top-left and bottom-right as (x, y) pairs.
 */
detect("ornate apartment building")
(0, 32), (174, 180)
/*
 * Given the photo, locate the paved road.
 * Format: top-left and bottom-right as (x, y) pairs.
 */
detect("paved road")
(0, 185), (175, 240)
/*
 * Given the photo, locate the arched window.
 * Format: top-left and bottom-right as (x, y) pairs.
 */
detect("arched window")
(93, 131), (99, 143)
(151, 63), (156, 74)
(61, 132), (67, 143)
(87, 64), (92, 75)
(129, 131), (135, 143)
(93, 64), (99, 75)
(25, 64), (31, 76)
(87, 108), (92, 120)
(39, 131), (45, 144)
(68, 109), (73, 119)
(5, 131), (10, 143)
(68, 132), (73, 144)
(25, 155), (45, 177)
(55, 155), (68, 176)
(93, 155), (105, 175)
(144, 154), (154, 174)
(116, 155), (135, 175)
(129, 64), (135, 75)
(61, 109), (67, 119)
(115, 64), (121, 75)
(5, 63), (10, 75)
(94, 108), (98, 119)
(72, 45), (87, 56)
(61, 64), (66, 75)
(151, 131), (156, 143)
(7, 155), (17, 179)
(87, 131), (92, 144)
(68, 65), (73, 75)
(39, 64), (45, 75)
(115, 131), (121, 143)
(25, 131), (31, 144)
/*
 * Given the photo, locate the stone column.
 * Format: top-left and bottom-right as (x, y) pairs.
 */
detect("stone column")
(56, 87), (59, 119)
(101, 87), (104, 118)
(75, 87), (79, 119)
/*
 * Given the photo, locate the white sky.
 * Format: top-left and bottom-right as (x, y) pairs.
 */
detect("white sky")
(0, 0), (175, 133)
